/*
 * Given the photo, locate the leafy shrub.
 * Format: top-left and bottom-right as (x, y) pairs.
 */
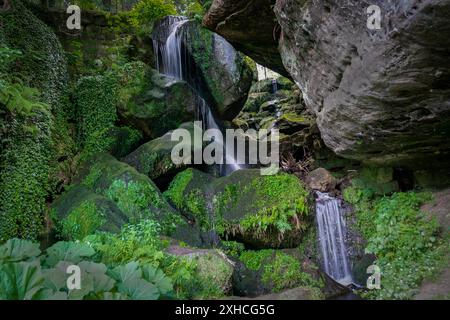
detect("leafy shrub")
(239, 249), (324, 294)
(346, 190), (447, 299)
(129, 0), (177, 35)
(0, 238), (173, 300)
(75, 73), (118, 147)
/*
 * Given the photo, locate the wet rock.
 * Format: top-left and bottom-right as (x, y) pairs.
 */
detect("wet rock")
(274, 0), (450, 167)
(306, 168), (337, 192)
(202, 0), (287, 77)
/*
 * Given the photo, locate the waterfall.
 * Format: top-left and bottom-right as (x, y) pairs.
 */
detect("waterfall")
(315, 192), (353, 286)
(152, 16), (240, 176)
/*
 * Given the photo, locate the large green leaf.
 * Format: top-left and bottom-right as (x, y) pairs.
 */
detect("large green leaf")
(0, 262), (45, 300)
(44, 242), (95, 267)
(142, 265), (173, 295)
(108, 261), (141, 283)
(0, 239), (41, 263)
(117, 277), (159, 300)
(78, 261), (115, 293)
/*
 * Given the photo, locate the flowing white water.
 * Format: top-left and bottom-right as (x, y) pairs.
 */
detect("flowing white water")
(315, 192), (353, 286)
(152, 16), (241, 176)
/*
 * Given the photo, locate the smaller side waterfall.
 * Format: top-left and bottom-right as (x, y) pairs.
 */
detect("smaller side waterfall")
(315, 192), (353, 286)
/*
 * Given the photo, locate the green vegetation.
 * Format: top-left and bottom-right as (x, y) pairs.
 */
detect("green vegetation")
(59, 201), (107, 241)
(0, 238), (173, 300)
(226, 174), (310, 239)
(344, 189), (447, 299)
(239, 249), (324, 295)
(129, 0), (177, 35)
(164, 168), (194, 209)
(75, 73), (118, 146)
(0, 0), (69, 242)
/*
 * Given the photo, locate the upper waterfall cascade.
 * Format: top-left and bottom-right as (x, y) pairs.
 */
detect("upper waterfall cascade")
(152, 16), (240, 176)
(315, 191), (353, 286)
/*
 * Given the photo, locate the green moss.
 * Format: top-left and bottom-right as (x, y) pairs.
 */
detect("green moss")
(75, 73), (118, 147)
(193, 252), (234, 298)
(164, 169), (194, 209)
(239, 250), (324, 293)
(233, 174), (310, 238)
(279, 113), (310, 124)
(166, 170), (311, 247)
(0, 0), (69, 242)
(60, 201), (106, 241)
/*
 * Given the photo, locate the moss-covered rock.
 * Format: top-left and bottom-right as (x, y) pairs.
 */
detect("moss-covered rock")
(123, 122), (202, 181)
(51, 185), (128, 240)
(165, 244), (234, 298)
(233, 247), (348, 299)
(116, 62), (196, 139)
(234, 249), (326, 298)
(76, 153), (180, 228)
(164, 168), (312, 248)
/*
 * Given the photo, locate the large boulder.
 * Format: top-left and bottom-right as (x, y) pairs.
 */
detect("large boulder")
(123, 122), (203, 183)
(72, 153), (181, 229)
(274, 0), (450, 168)
(152, 17), (255, 120)
(51, 185), (128, 240)
(202, 0), (288, 77)
(116, 62), (196, 139)
(164, 168), (312, 248)
(165, 244), (235, 297)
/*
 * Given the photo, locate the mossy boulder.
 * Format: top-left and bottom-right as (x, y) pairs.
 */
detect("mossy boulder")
(166, 245), (234, 297)
(75, 153), (180, 228)
(164, 168), (312, 248)
(51, 185), (128, 240)
(116, 62), (196, 139)
(123, 122), (202, 182)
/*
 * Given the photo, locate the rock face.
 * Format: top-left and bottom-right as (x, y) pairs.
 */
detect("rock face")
(202, 0), (288, 77)
(152, 17), (255, 120)
(274, 0), (450, 167)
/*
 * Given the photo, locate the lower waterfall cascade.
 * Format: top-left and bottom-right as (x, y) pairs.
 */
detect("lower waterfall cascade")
(315, 191), (354, 286)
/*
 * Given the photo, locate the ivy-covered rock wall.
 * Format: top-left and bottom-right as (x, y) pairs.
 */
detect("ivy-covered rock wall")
(0, 0), (69, 241)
